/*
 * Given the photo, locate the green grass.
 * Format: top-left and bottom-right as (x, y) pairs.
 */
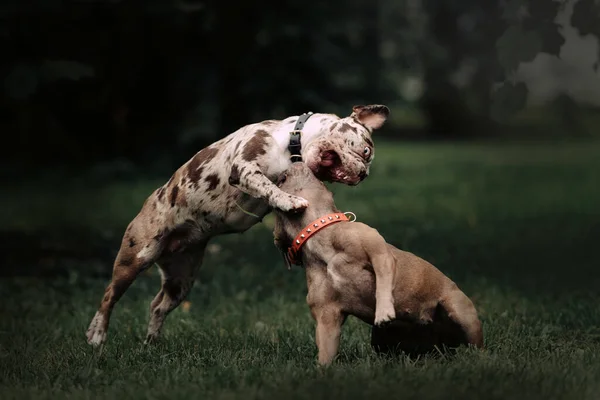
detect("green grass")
(1, 140), (600, 399)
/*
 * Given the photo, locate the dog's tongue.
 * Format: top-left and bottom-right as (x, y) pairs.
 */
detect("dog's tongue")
(320, 151), (336, 167)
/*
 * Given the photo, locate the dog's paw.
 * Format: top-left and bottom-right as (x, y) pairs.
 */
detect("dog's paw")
(144, 334), (160, 346)
(278, 195), (309, 213)
(86, 312), (107, 346)
(374, 306), (396, 326)
(290, 196), (310, 212)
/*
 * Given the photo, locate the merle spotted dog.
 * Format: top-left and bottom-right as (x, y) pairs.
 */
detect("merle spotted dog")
(86, 104), (390, 346)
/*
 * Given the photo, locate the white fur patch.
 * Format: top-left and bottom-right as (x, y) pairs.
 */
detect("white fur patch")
(374, 302), (396, 326)
(86, 311), (107, 346)
(136, 246), (153, 261)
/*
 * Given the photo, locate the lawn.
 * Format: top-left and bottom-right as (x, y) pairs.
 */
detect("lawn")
(1, 139), (600, 400)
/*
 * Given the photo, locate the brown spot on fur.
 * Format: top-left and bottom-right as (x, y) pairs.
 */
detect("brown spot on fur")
(330, 123), (339, 132)
(229, 164), (241, 185)
(169, 185), (179, 207)
(262, 120), (278, 125)
(242, 130), (270, 161)
(177, 189), (188, 207)
(365, 137), (374, 147)
(119, 252), (135, 267)
(157, 187), (166, 201)
(191, 167), (204, 187)
(205, 173), (220, 191)
(339, 123), (356, 133)
(186, 147), (218, 184)
(128, 237), (136, 248)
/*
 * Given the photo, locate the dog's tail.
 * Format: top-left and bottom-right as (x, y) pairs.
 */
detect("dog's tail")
(439, 287), (484, 349)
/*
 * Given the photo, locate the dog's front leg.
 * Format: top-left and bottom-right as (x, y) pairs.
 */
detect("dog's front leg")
(313, 307), (345, 366)
(367, 235), (397, 326)
(372, 254), (396, 326)
(228, 163), (308, 212)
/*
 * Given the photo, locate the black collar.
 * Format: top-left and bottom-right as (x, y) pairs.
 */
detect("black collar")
(288, 112), (313, 163)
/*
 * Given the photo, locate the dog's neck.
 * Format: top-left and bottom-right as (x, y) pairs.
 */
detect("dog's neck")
(294, 187), (339, 226)
(271, 114), (340, 153)
(275, 190), (341, 264)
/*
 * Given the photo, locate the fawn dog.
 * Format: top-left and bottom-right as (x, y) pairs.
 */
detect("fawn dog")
(272, 163), (483, 365)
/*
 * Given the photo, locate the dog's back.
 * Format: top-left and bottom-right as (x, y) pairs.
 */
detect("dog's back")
(305, 221), (484, 354)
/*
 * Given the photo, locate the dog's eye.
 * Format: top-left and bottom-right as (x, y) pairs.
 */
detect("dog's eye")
(363, 147), (371, 158)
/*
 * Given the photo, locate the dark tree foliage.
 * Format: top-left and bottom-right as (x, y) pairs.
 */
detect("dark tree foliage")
(491, 0), (568, 122)
(1, 0), (598, 169)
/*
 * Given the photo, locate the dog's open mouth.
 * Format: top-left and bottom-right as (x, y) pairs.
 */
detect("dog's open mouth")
(320, 150), (338, 168)
(315, 150), (362, 185)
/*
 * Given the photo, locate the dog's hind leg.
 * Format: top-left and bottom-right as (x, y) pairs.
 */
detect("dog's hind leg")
(439, 288), (484, 349)
(86, 215), (162, 347)
(145, 242), (207, 344)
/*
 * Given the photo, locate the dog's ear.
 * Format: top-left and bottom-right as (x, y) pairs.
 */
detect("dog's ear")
(351, 104), (390, 130)
(274, 235), (292, 270)
(273, 219), (293, 270)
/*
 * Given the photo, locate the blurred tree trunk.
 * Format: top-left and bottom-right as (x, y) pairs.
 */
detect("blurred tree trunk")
(420, 66), (473, 137)
(214, 2), (261, 135)
(362, 0), (382, 101)
(463, 2), (505, 135)
(419, 0), (477, 138)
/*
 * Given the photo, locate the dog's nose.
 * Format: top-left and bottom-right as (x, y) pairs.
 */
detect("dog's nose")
(359, 170), (367, 180)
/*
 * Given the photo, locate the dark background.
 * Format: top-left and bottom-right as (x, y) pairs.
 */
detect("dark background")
(2, 0), (599, 174)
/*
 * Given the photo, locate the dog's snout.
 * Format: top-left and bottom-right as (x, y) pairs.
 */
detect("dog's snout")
(359, 170), (368, 180)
